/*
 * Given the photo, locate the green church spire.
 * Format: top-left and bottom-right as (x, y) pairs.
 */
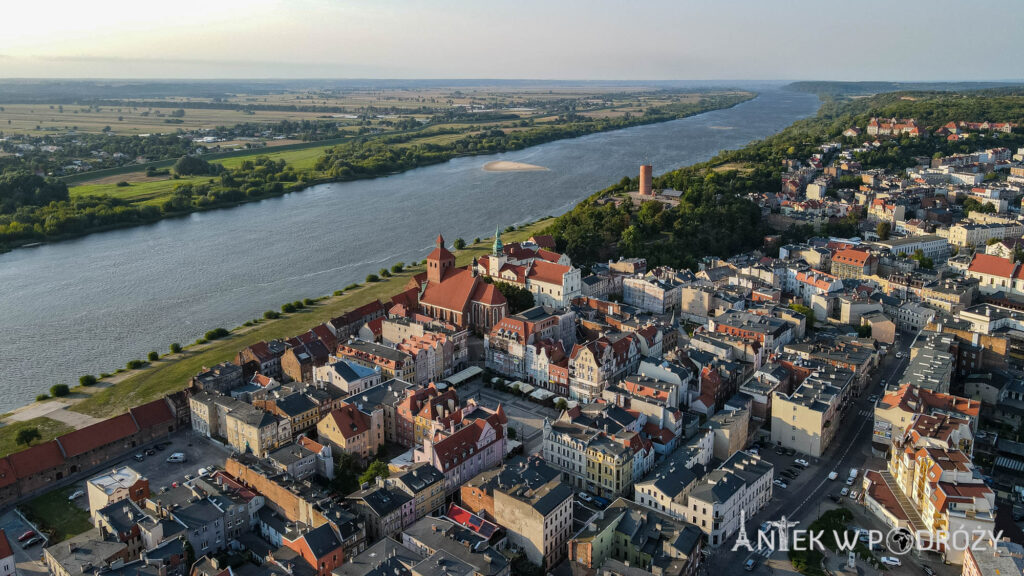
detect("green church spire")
(493, 226), (503, 256)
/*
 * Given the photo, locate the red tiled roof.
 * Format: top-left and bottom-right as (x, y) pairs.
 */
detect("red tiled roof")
(325, 404), (370, 440)
(390, 287), (420, 311)
(0, 529), (12, 560)
(0, 458), (16, 489)
(431, 416), (503, 469)
(299, 436), (326, 454)
(535, 249), (562, 263)
(529, 235), (556, 249)
(527, 259), (570, 285)
(427, 234), (455, 264)
(58, 413), (138, 458)
(129, 398), (175, 430)
(471, 281), (506, 306)
(968, 253), (1017, 278)
(9, 440), (64, 479)
(419, 268), (478, 313)
(364, 317), (384, 337)
(833, 248), (872, 267)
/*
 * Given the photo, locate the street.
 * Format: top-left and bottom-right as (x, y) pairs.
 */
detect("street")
(705, 333), (955, 576)
(458, 379), (559, 456)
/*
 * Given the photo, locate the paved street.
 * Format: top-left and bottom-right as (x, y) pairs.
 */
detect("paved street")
(705, 333), (958, 576)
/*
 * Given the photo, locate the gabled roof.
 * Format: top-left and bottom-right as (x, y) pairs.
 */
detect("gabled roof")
(9, 440), (64, 479)
(527, 259), (570, 285)
(324, 404), (371, 440)
(419, 268), (478, 313)
(59, 413), (139, 458)
(129, 398), (175, 430)
(968, 253), (1019, 279)
(430, 416), (503, 470)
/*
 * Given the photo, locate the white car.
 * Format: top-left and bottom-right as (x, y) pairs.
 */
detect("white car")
(880, 556), (902, 567)
(198, 467), (211, 477)
(849, 490), (859, 499)
(773, 479), (788, 489)
(794, 459), (810, 468)
(840, 487), (850, 497)
(895, 352), (903, 359)
(67, 489), (85, 501)
(578, 492), (594, 503)
(845, 477), (855, 485)
(827, 471), (839, 480)
(166, 452), (186, 463)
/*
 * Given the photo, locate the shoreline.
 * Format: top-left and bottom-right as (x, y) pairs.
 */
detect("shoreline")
(0, 92), (757, 255)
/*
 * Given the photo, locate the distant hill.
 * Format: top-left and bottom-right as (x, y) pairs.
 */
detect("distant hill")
(786, 81), (1024, 98)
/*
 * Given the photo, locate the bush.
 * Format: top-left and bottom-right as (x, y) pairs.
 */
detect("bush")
(170, 342), (182, 353)
(194, 338), (207, 345)
(264, 310), (280, 319)
(50, 384), (70, 397)
(147, 351), (159, 361)
(453, 237), (466, 250)
(365, 274), (380, 283)
(281, 303), (296, 313)
(36, 394), (49, 401)
(379, 268), (391, 278)
(303, 298), (314, 306)
(474, 237), (481, 244)
(333, 290), (344, 296)
(100, 372), (112, 378)
(115, 181), (130, 187)
(292, 301), (304, 310)
(344, 283), (360, 290)
(79, 375), (97, 386)
(126, 359), (145, 370)
(204, 328), (229, 340)
(390, 262), (404, 274)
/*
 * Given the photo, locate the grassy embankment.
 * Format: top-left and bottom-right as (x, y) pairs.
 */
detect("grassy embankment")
(69, 220), (552, 419)
(0, 417), (75, 458)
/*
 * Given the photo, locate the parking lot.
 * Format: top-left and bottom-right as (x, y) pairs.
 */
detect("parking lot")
(2, 427), (233, 574)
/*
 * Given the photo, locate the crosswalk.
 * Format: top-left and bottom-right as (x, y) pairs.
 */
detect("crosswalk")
(856, 409), (873, 417)
(752, 547), (774, 558)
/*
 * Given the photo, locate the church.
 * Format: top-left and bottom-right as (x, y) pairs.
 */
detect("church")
(410, 234), (508, 331)
(474, 227), (582, 308)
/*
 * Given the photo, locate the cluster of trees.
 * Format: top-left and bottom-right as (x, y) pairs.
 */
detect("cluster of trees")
(546, 168), (767, 271)
(494, 281), (535, 314)
(0, 133), (193, 175)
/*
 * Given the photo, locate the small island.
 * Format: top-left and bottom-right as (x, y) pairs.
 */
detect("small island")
(483, 160), (549, 172)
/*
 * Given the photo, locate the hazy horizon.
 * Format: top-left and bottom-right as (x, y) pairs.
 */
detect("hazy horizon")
(3, 0), (1023, 81)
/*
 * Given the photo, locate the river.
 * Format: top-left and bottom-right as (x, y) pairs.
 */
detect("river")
(0, 87), (819, 411)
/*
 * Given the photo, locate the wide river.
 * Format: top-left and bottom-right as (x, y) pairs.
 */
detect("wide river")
(0, 87), (818, 411)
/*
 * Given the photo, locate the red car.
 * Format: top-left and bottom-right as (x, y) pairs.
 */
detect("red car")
(17, 530), (35, 542)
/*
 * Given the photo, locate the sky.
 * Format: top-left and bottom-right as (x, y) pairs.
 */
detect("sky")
(1, 0), (1023, 81)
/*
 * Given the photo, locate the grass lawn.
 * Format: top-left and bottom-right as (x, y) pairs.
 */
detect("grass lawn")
(0, 417), (75, 458)
(69, 175), (214, 203)
(20, 486), (93, 542)
(70, 219), (553, 418)
(217, 145), (329, 172)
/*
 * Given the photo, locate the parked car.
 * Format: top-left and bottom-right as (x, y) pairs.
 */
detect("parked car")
(17, 530), (35, 542)
(745, 558), (757, 571)
(775, 446), (786, 455)
(880, 556), (901, 567)
(145, 448), (155, 456)
(794, 459), (810, 468)
(773, 479), (788, 489)
(198, 467), (210, 477)
(591, 495), (610, 509)
(828, 494), (841, 503)
(67, 489), (85, 501)
(845, 477), (855, 485)
(923, 566), (937, 576)
(578, 492), (594, 503)
(785, 448), (796, 456)
(184, 474), (194, 481)
(849, 490), (859, 499)
(895, 352), (903, 359)
(22, 536), (43, 548)
(166, 452), (186, 463)
(133, 453), (145, 462)
(153, 443), (166, 451)
(868, 394), (878, 403)
(827, 471), (839, 480)
(840, 487), (850, 497)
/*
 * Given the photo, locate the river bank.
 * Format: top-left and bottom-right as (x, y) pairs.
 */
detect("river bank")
(0, 92), (756, 254)
(0, 87), (821, 411)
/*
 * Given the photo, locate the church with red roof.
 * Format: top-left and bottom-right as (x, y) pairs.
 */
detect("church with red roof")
(414, 234), (508, 331)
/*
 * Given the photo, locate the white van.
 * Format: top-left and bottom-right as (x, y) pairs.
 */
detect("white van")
(166, 452), (186, 463)
(848, 468), (859, 479)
